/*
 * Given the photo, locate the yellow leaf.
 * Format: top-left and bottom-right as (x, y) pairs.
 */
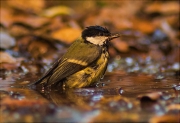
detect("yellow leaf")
(41, 6), (74, 17)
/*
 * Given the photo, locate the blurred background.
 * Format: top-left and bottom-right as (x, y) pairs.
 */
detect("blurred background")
(0, 0), (179, 123)
(1, 0), (179, 72)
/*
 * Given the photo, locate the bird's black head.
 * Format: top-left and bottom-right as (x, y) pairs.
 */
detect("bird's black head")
(82, 26), (120, 46)
(82, 26), (111, 39)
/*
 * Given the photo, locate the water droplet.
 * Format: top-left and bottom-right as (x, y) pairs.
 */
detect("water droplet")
(155, 73), (165, 80)
(107, 80), (111, 82)
(119, 88), (124, 94)
(91, 94), (103, 101)
(172, 63), (180, 71)
(41, 87), (45, 93)
(10, 92), (25, 100)
(173, 85), (180, 90)
(107, 64), (113, 72)
(127, 103), (133, 109)
(125, 57), (134, 66)
(21, 66), (29, 73)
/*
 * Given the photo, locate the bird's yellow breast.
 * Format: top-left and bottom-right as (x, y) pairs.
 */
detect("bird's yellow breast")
(64, 51), (109, 88)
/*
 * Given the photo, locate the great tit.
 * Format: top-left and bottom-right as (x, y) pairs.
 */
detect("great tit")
(34, 26), (120, 88)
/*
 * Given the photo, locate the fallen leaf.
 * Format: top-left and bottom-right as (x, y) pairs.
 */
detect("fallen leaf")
(9, 25), (30, 37)
(149, 114), (179, 123)
(0, 7), (14, 27)
(145, 2), (179, 14)
(0, 52), (16, 63)
(13, 16), (50, 29)
(149, 44), (164, 61)
(0, 63), (19, 70)
(133, 19), (156, 34)
(41, 6), (74, 17)
(167, 104), (180, 111)
(51, 27), (82, 44)
(28, 40), (52, 59)
(0, 52), (21, 70)
(7, 0), (45, 13)
(1, 97), (56, 116)
(111, 39), (129, 52)
(90, 111), (139, 122)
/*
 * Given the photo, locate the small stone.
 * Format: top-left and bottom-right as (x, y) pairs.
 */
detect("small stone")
(0, 31), (15, 49)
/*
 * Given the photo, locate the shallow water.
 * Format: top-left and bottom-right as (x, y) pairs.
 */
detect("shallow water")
(0, 70), (179, 122)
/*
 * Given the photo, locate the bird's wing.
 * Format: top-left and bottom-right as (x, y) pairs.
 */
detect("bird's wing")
(34, 39), (101, 87)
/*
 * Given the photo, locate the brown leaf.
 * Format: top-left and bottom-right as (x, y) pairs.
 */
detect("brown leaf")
(111, 39), (129, 53)
(9, 25), (30, 37)
(7, 0), (45, 13)
(0, 7), (14, 27)
(51, 27), (82, 44)
(149, 44), (164, 61)
(149, 114), (179, 123)
(1, 97), (47, 107)
(0, 63), (19, 70)
(108, 46), (118, 57)
(133, 19), (156, 34)
(167, 104), (180, 111)
(90, 111), (139, 122)
(0, 52), (16, 63)
(145, 2), (179, 14)
(28, 40), (52, 59)
(0, 52), (23, 70)
(13, 16), (50, 29)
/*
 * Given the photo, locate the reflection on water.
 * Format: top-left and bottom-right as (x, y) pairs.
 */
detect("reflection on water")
(0, 72), (179, 122)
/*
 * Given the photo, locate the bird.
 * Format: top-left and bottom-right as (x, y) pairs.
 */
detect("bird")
(34, 26), (120, 88)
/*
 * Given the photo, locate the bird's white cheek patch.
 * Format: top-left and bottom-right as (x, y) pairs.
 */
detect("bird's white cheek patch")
(86, 36), (108, 45)
(67, 59), (88, 66)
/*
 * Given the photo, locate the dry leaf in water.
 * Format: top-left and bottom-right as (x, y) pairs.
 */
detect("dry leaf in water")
(0, 52), (19, 70)
(149, 114), (179, 123)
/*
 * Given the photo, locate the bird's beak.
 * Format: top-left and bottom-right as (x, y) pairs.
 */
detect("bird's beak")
(109, 33), (121, 40)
